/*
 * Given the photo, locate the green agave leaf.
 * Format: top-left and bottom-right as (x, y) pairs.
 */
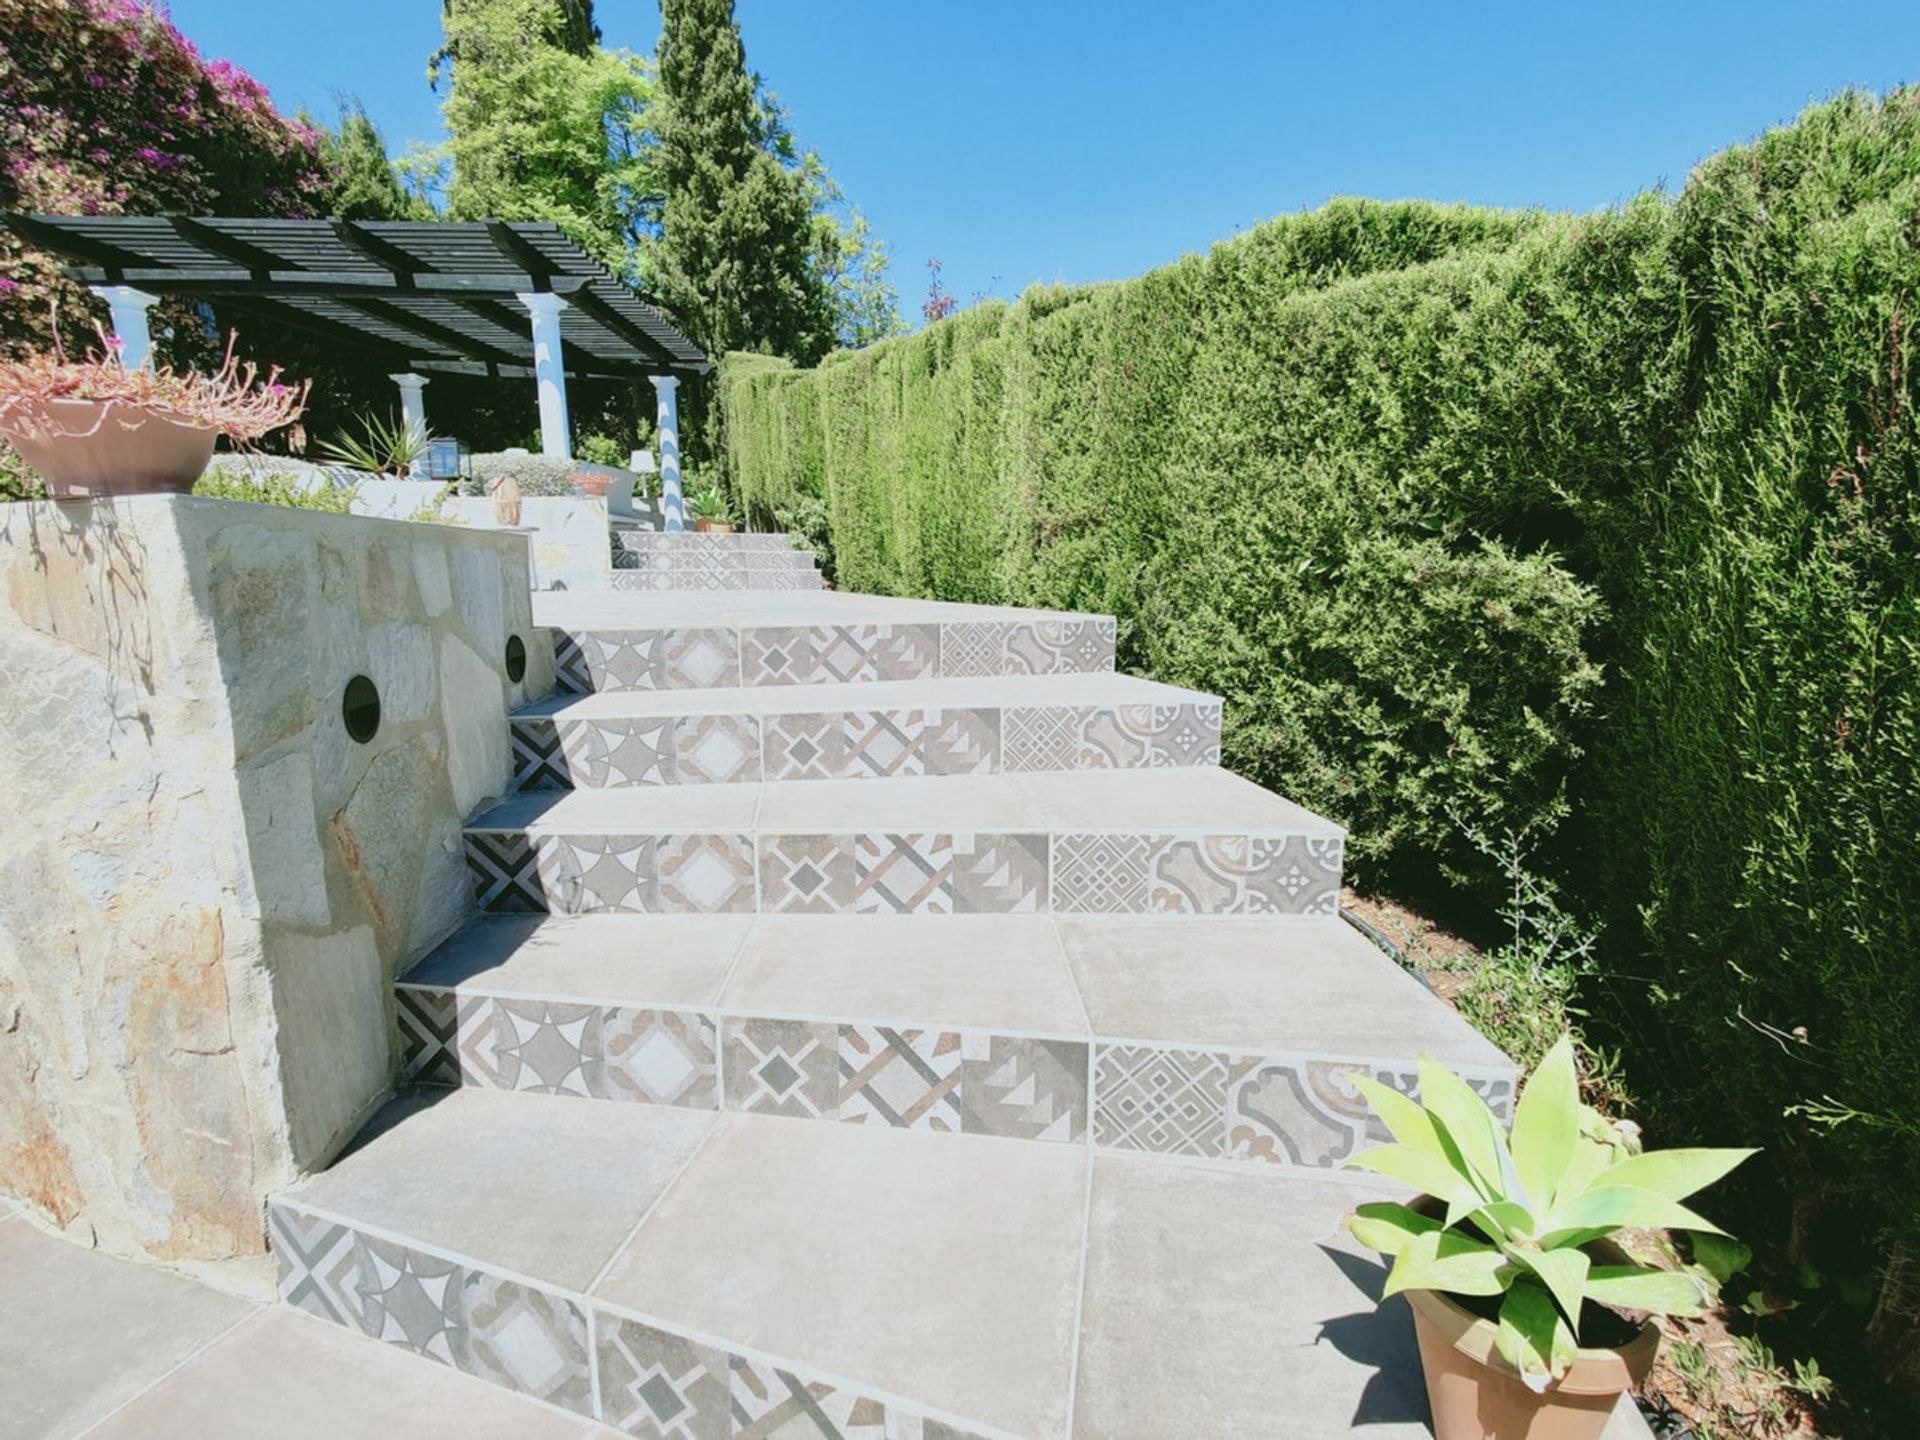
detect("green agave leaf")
(1553, 1133), (1620, 1206)
(1460, 1199), (1535, 1244)
(1382, 1227), (1509, 1299)
(1345, 1143), (1482, 1208)
(1516, 1244), (1590, 1329)
(1591, 1148), (1758, 1203)
(1416, 1057), (1509, 1197)
(1542, 1185), (1725, 1245)
(1350, 1074), (1449, 1160)
(1495, 1279), (1577, 1392)
(1586, 1264), (1712, 1316)
(1345, 1202), (1442, 1257)
(1686, 1233), (1754, 1289)
(1510, 1034), (1579, 1212)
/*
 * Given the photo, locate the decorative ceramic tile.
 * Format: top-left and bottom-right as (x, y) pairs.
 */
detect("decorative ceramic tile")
(948, 833), (1049, 913)
(511, 718), (571, 789)
(396, 986), (459, 1085)
(494, 1000), (604, 1096)
(730, 1354), (888, 1440)
(464, 1273), (593, 1414)
(353, 1234), (469, 1367)
(1073, 702), (1223, 769)
(673, 714), (762, 785)
(270, 1205), (364, 1330)
(597, 1314), (733, 1438)
(1223, 1056), (1371, 1167)
(763, 709), (998, 781)
(850, 832), (957, 913)
(554, 629), (741, 694)
(837, 1026), (967, 1131)
(467, 831), (546, 912)
(564, 718), (678, 787)
(1000, 707), (1083, 771)
(961, 1036), (1089, 1143)
(1051, 833), (1153, 912)
(1146, 834), (1250, 914)
(722, 1018), (840, 1119)
(599, 1008), (719, 1109)
(452, 994), (509, 1089)
(1092, 1045), (1233, 1157)
(741, 625), (939, 686)
(938, 620), (1115, 677)
(653, 834), (758, 912)
(1241, 835), (1343, 915)
(758, 834), (855, 912)
(537, 834), (656, 914)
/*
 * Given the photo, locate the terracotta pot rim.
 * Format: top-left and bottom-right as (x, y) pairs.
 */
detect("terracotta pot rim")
(1404, 1282), (1660, 1396)
(1, 395), (214, 439)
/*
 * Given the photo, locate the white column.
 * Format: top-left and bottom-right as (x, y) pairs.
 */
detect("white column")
(651, 374), (684, 532)
(388, 373), (429, 434)
(90, 286), (159, 371)
(517, 292), (572, 460)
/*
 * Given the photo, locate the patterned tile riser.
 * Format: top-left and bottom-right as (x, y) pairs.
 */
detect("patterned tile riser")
(550, 619), (1115, 693)
(616, 531), (802, 553)
(269, 1202), (985, 1438)
(511, 702), (1222, 790)
(1091, 1045), (1517, 1169)
(393, 986), (1511, 1176)
(613, 550), (819, 571)
(467, 830), (1338, 915)
(609, 571), (826, 593)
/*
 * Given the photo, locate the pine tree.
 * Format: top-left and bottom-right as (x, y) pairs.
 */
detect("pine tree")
(648, 0), (834, 364)
(317, 100), (426, 220)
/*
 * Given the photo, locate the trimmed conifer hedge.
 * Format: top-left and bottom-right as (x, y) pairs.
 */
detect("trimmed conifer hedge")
(721, 91), (1920, 1347)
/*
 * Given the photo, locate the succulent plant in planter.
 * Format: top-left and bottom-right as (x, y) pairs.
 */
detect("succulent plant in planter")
(0, 328), (308, 500)
(687, 483), (737, 533)
(1344, 1035), (1754, 1440)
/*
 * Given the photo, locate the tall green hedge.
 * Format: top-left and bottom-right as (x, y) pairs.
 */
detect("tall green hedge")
(722, 90), (1920, 1346)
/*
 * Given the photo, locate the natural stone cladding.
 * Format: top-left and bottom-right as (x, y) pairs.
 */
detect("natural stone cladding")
(0, 496), (553, 1283)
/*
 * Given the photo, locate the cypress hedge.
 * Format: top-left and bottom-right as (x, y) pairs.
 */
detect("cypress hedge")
(721, 91), (1920, 1369)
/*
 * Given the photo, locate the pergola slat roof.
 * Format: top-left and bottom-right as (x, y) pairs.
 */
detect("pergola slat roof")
(2, 214), (708, 381)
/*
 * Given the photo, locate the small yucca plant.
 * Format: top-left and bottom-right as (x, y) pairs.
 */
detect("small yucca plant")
(1344, 1035), (1755, 1390)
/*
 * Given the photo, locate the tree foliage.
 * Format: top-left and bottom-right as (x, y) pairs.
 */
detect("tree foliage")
(314, 100), (426, 221)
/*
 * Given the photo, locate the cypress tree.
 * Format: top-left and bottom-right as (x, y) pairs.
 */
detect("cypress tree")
(649, 0), (834, 365)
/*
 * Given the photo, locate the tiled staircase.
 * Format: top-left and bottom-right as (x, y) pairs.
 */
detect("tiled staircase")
(611, 529), (826, 592)
(265, 589), (1637, 1437)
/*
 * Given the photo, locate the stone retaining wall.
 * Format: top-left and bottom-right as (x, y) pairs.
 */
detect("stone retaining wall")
(0, 496), (553, 1290)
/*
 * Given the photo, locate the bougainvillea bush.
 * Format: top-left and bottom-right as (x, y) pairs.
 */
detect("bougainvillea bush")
(0, 0), (334, 359)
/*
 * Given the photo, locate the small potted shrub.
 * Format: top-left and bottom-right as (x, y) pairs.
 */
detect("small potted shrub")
(316, 411), (434, 477)
(0, 329), (308, 500)
(1344, 1035), (1753, 1440)
(687, 484), (736, 534)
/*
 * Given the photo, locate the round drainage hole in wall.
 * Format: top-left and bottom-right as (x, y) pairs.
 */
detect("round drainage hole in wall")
(505, 634), (527, 683)
(342, 674), (381, 744)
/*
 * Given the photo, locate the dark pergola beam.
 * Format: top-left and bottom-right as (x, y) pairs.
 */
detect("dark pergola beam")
(567, 286), (684, 371)
(484, 221), (557, 291)
(61, 268), (591, 298)
(3, 213), (145, 280)
(330, 295), (530, 371)
(451, 293), (645, 378)
(331, 221), (425, 289)
(208, 295), (422, 370)
(166, 216), (284, 278)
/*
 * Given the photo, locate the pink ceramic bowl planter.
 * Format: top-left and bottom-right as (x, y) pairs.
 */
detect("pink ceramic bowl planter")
(1, 398), (219, 499)
(0, 330), (308, 501)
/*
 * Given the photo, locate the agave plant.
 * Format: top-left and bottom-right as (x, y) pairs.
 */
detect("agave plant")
(316, 410), (434, 476)
(686, 484), (735, 523)
(1344, 1035), (1754, 1390)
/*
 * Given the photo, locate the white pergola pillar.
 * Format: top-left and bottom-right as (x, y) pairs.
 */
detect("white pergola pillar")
(517, 292), (572, 460)
(90, 285), (159, 371)
(388, 373), (429, 434)
(651, 374), (684, 531)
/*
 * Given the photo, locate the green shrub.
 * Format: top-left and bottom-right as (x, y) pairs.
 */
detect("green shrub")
(721, 95), (1920, 1375)
(192, 466), (355, 512)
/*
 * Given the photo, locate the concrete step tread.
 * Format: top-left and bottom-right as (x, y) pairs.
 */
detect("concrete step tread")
(398, 913), (1508, 1070)
(271, 1092), (1650, 1436)
(466, 768), (1342, 838)
(533, 590), (1112, 632)
(514, 671), (1217, 722)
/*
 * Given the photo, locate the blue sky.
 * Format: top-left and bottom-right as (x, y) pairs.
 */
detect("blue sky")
(169, 0), (1920, 315)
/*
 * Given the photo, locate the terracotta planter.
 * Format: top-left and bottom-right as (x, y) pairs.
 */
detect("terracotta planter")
(694, 518), (734, 534)
(569, 471), (614, 498)
(0, 399), (217, 499)
(1406, 1281), (1658, 1440)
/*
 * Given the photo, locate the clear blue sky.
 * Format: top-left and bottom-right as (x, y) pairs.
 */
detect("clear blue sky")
(168, 0), (1920, 315)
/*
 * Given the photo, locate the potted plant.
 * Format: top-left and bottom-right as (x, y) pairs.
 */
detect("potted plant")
(1343, 1035), (1754, 1440)
(0, 329), (308, 500)
(687, 484), (736, 534)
